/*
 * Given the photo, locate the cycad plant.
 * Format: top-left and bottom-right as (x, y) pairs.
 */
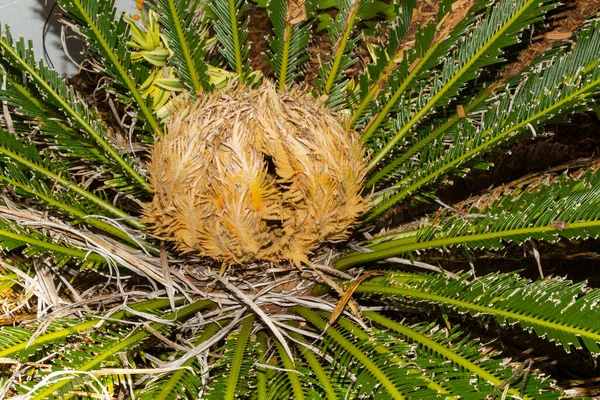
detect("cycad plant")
(0, 0), (599, 398)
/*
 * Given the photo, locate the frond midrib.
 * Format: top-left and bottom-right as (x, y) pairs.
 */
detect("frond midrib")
(356, 284), (600, 345)
(165, 0), (203, 92)
(337, 219), (600, 269)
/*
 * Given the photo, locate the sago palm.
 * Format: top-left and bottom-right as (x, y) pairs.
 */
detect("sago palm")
(0, 0), (599, 398)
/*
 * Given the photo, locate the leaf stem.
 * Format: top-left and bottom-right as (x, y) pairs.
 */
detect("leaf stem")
(228, 0), (245, 80)
(324, 1), (359, 94)
(288, 330), (338, 400)
(278, 23), (293, 91)
(224, 316), (255, 400)
(274, 332), (305, 400)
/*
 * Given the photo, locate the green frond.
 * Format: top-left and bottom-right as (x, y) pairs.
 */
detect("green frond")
(331, 313), (453, 397)
(341, 169), (600, 268)
(24, 300), (214, 399)
(0, 126), (143, 230)
(0, 72), (109, 165)
(292, 305), (407, 399)
(0, 72), (149, 201)
(270, 336), (307, 400)
(140, 322), (223, 400)
(315, 0), (368, 108)
(0, 26), (152, 194)
(0, 212), (107, 268)
(151, 0), (213, 93)
(364, 25), (576, 190)
(357, 272), (600, 355)
(353, 1), (477, 137)
(365, 313), (556, 399)
(365, 16), (600, 220)
(0, 298), (175, 360)
(364, 0), (558, 170)
(0, 103), (142, 244)
(210, 0), (252, 80)
(55, 0), (162, 134)
(204, 316), (256, 399)
(0, 169), (142, 247)
(287, 330), (339, 400)
(349, 0), (416, 126)
(266, 0), (312, 90)
(263, 333), (348, 399)
(256, 332), (269, 399)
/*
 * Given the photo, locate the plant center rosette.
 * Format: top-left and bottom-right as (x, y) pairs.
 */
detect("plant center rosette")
(144, 83), (369, 265)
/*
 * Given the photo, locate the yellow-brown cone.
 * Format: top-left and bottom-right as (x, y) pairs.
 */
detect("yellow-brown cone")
(144, 82), (369, 265)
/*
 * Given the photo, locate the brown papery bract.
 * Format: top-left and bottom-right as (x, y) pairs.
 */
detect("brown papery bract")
(144, 82), (369, 266)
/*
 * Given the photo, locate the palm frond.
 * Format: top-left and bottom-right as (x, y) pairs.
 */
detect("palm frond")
(287, 330), (339, 400)
(55, 0), (162, 133)
(315, 0), (368, 108)
(266, 0), (312, 90)
(266, 336), (315, 399)
(139, 322), (223, 400)
(364, 314), (557, 399)
(210, 0), (252, 80)
(0, 125), (143, 230)
(341, 168), (600, 268)
(357, 272), (600, 355)
(0, 72), (110, 165)
(0, 299), (174, 360)
(293, 305), (408, 399)
(365, 15), (600, 220)
(349, 0), (416, 126)
(0, 227), (99, 269)
(0, 27), (152, 194)
(364, 0), (558, 170)
(21, 300), (214, 399)
(363, 35), (574, 190)
(151, 0), (213, 93)
(204, 316), (256, 399)
(0, 169), (141, 246)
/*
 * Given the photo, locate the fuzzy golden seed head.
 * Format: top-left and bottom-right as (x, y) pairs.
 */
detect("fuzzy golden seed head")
(143, 83), (369, 265)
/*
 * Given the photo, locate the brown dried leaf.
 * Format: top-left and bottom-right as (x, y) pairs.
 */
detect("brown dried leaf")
(286, 0), (307, 25)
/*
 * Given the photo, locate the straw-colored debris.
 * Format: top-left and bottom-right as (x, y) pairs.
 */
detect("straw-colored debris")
(144, 83), (369, 266)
